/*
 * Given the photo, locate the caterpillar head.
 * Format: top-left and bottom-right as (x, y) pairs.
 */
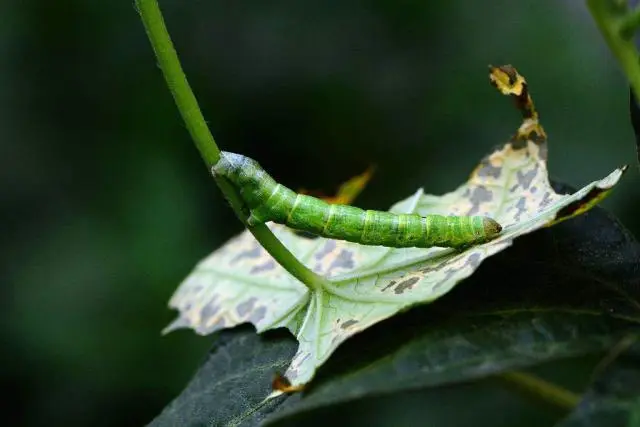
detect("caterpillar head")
(212, 152), (246, 178)
(482, 217), (502, 239)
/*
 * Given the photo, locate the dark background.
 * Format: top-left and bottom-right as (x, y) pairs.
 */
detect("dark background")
(2, 0), (639, 426)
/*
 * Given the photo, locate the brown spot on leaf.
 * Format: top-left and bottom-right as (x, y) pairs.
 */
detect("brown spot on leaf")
(236, 297), (257, 316)
(231, 245), (262, 264)
(315, 240), (337, 260)
(328, 249), (354, 272)
(381, 280), (397, 292)
(465, 252), (482, 269)
(555, 186), (607, 220)
(510, 135), (528, 150)
(433, 269), (457, 292)
(513, 197), (527, 222)
(249, 306), (267, 323)
(341, 319), (359, 329)
(521, 129), (544, 144)
(468, 186), (492, 215)
(395, 277), (420, 294)
(419, 257), (456, 274)
(516, 168), (537, 189)
(272, 372), (305, 394)
(419, 265), (435, 274)
(476, 158), (501, 179)
(250, 259), (276, 274)
(433, 253), (482, 291)
(201, 302), (220, 320)
(540, 191), (554, 208)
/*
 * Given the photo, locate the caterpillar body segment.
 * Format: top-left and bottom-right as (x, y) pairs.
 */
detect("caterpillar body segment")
(213, 152), (502, 249)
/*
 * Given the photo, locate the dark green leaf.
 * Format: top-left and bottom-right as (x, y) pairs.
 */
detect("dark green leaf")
(556, 338), (640, 427)
(148, 327), (297, 427)
(151, 195), (640, 427)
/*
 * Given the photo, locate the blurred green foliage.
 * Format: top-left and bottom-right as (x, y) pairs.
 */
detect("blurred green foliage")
(2, 0), (639, 425)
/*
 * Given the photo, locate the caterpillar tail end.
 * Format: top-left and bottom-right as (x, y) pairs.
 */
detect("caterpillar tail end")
(483, 217), (502, 238)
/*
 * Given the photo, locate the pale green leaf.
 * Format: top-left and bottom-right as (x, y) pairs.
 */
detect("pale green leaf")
(163, 66), (627, 389)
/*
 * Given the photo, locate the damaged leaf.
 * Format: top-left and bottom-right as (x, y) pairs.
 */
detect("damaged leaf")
(163, 65), (627, 390)
(151, 201), (640, 426)
(299, 164), (375, 205)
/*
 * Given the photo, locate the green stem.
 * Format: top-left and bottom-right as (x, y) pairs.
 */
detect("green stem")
(496, 371), (580, 412)
(587, 0), (640, 99)
(136, 0), (328, 290)
(620, 6), (640, 39)
(135, 0), (218, 167)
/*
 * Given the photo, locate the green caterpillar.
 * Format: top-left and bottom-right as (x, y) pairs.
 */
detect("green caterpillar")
(213, 152), (502, 249)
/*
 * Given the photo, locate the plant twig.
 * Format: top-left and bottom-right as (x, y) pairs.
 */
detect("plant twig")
(135, 0), (328, 290)
(590, 334), (638, 381)
(587, 0), (640, 100)
(496, 370), (580, 412)
(620, 5), (640, 39)
(136, 0), (218, 167)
